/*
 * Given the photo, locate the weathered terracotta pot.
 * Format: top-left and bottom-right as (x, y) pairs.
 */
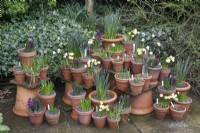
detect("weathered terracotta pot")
(76, 107), (94, 126)
(170, 104), (186, 121)
(81, 58), (89, 65)
(37, 90), (56, 109)
(153, 103), (169, 120)
(68, 90), (86, 120)
(107, 117), (120, 129)
(122, 41), (134, 54)
(176, 81), (191, 95)
(61, 68), (71, 80)
(70, 67), (87, 83)
(114, 74), (129, 92)
(101, 34), (124, 49)
(92, 113), (107, 129)
(27, 107), (46, 126)
(12, 66), (25, 83)
(17, 48), (36, 66)
(129, 79), (145, 96)
(111, 58), (124, 72)
(26, 73), (40, 84)
(173, 97), (192, 116)
(45, 109), (60, 126)
(131, 60), (143, 75)
(101, 58), (112, 70)
(157, 85), (176, 95)
(120, 106), (131, 123)
(158, 69), (171, 81)
(39, 65), (48, 80)
(62, 82), (72, 105)
(110, 51), (123, 58)
(141, 74), (152, 91)
(124, 58), (131, 69)
(148, 67), (162, 86)
(82, 73), (94, 88)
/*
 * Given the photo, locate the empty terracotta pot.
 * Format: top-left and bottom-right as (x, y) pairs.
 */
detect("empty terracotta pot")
(131, 60), (143, 75)
(170, 104), (186, 121)
(111, 58), (124, 72)
(82, 73), (94, 88)
(45, 109), (60, 126)
(61, 68), (71, 80)
(17, 48), (36, 67)
(39, 66), (48, 80)
(141, 74), (152, 91)
(12, 66), (25, 83)
(153, 103), (169, 120)
(76, 107), (94, 126)
(148, 67), (162, 86)
(70, 67), (87, 83)
(158, 69), (171, 81)
(37, 90), (56, 109)
(101, 58), (112, 70)
(101, 34), (124, 49)
(92, 113), (107, 129)
(107, 117), (120, 129)
(27, 107), (46, 126)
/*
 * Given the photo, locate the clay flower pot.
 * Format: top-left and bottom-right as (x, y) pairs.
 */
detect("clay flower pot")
(110, 51), (123, 58)
(101, 58), (112, 70)
(70, 67), (87, 83)
(124, 58), (131, 69)
(148, 66), (162, 86)
(114, 74), (129, 92)
(81, 58), (89, 65)
(101, 34), (124, 49)
(61, 68), (71, 80)
(88, 90), (117, 108)
(175, 81), (191, 95)
(170, 104), (186, 121)
(45, 109), (60, 126)
(62, 82), (72, 105)
(92, 113), (107, 129)
(111, 58), (124, 72)
(131, 60), (143, 75)
(120, 106), (131, 123)
(107, 117), (120, 129)
(39, 65), (48, 80)
(37, 90), (56, 109)
(141, 74), (152, 91)
(27, 107), (46, 126)
(122, 41), (134, 54)
(17, 48), (36, 66)
(129, 79), (145, 96)
(68, 90), (86, 120)
(76, 107), (94, 126)
(157, 85), (176, 95)
(82, 73), (94, 88)
(153, 103), (169, 120)
(26, 73), (40, 84)
(12, 66), (25, 83)
(173, 97), (192, 116)
(158, 69), (171, 81)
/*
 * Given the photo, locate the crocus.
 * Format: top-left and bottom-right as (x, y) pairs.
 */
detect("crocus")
(28, 98), (34, 108)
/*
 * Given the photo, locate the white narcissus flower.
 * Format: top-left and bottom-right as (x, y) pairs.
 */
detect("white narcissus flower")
(137, 48), (143, 55)
(131, 35), (135, 37)
(149, 52), (153, 55)
(94, 62), (98, 65)
(92, 36), (95, 39)
(97, 61), (101, 64)
(64, 53), (68, 57)
(157, 42), (161, 47)
(152, 34), (155, 38)
(146, 46), (150, 50)
(100, 101), (103, 105)
(128, 32), (131, 35)
(69, 52), (74, 56)
(141, 38), (145, 42)
(88, 39), (93, 45)
(53, 51), (56, 55)
(57, 49), (61, 53)
(111, 43), (115, 47)
(84, 65), (87, 68)
(166, 58), (171, 63)
(133, 29), (138, 35)
(106, 108), (109, 111)
(160, 94), (163, 97)
(99, 109), (102, 112)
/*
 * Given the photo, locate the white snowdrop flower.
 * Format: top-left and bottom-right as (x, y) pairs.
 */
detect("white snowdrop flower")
(141, 38), (145, 42)
(157, 42), (161, 47)
(146, 46), (150, 50)
(142, 32), (145, 37)
(111, 43), (115, 47)
(64, 53), (68, 57)
(53, 51), (56, 55)
(84, 65), (87, 68)
(32, 26), (36, 29)
(57, 49), (61, 53)
(152, 34), (155, 38)
(133, 29), (138, 35)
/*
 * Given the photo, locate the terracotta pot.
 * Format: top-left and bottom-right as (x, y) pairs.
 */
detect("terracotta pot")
(101, 34), (124, 49)
(110, 51), (123, 58)
(111, 58), (124, 72)
(170, 104), (186, 121)
(12, 66), (25, 83)
(176, 81), (191, 95)
(27, 107), (46, 126)
(114, 74), (129, 92)
(141, 74), (152, 91)
(68, 90), (86, 120)
(37, 90), (56, 109)
(153, 103), (169, 120)
(39, 65), (48, 80)
(120, 106), (131, 123)
(101, 58), (112, 70)
(83, 73), (94, 88)
(17, 48), (36, 66)
(76, 107), (94, 126)
(157, 85), (176, 95)
(124, 58), (131, 69)
(122, 41), (134, 54)
(61, 68), (71, 80)
(148, 67), (162, 86)
(158, 69), (171, 81)
(107, 117), (120, 129)
(62, 82), (72, 105)
(70, 67), (87, 83)
(173, 97), (192, 116)
(129, 79), (145, 96)
(131, 60), (143, 75)
(88, 90), (117, 108)
(92, 113), (107, 129)
(26, 73), (40, 84)
(45, 109), (60, 126)
(81, 58), (89, 65)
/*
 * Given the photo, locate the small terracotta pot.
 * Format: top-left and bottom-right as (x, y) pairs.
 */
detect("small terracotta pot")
(141, 74), (152, 91)
(82, 73), (94, 88)
(129, 79), (145, 96)
(61, 68), (71, 80)
(17, 48), (36, 66)
(81, 58), (89, 65)
(62, 82), (72, 105)
(101, 58), (112, 70)
(131, 60), (143, 75)
(158, 69), (171, 81)
(70, 67), (87, 83)
(39, 65), (48, 80)
(157, 85), (176, 95)
(107, 117), (120, 129)
(173, 97), (192, 116)
(76, 107), (94, 126)
(148, 67), (162, 86)
(124, 58), (131, 69)
(27, 107), (46, 126)
(122, 41), (134, 54)
(110, 51), (123, 58)
(101, 34), (124, 49)
(176, 81), (191, 95)
(111, 58), (124, 72)
(153, 103), (169, 120)
(45, 109), (60, 126)
(120, 106), (131, 123)
(12, 66), (25, 83)
(92, 113), (107, 128)
(37, 90), (56, 109)
(26, 73), (40, 84)
(114, 74), (129, 92)
(170, 104), (186, 121)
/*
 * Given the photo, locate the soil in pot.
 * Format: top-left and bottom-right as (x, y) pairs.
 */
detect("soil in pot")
(40, 66), (48, 80)
(45, 109), (60, 126)
(92, 113), (107, 129)
(37, 90), (56, 108)
(170, 104), (186, 121)
(76, 107), (94, 126)
(153, 103), (169, 120)
(12, 66), (25, 83)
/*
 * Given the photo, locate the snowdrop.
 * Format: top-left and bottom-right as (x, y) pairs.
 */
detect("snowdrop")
(157, 42), (161, 47)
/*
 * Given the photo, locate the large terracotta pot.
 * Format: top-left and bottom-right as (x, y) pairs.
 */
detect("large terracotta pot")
(131, 60), (143, 75)
(62, 82), (72, 105)
(26, 73), (40, 84)
(129, 79), (145, 96)
(12, 66), (25, 83)
(141, 74), (152, 91)
(61, 68), (71, 80)
(170, 104), (186, 121)
(82, 73), (94, 88)
(124, 58), (131, 69)
(68, 90), (86, 120)
(17, 48), (36, 66)
(76, 107), (94, 126)
(107, 117), (120, 129)
(158, 69), (171, 81)
(114, 74), (129, 92)
(27, 107), (46, 126)
(157, 85), (176, 95)
(101, 58), (112, 70)
(70, 67), (87, 83)
(101, 34), (124, 49)
(92, 113), (107, 129)
(173, 97), (192, 116)
(122, 41), (134, 54)
(148, 67), (162, 86)
(39, 66), (48, 80)
(176, 81), (191, 95)
(120, 106), (131, 123)
(37, 90), (56, 109)
(45, 109), (60, 126)
(153, 103), (169, 120)
(111, 58), (124, 72)
(110, 51), (123, 58)
(88, 90), (117, 108)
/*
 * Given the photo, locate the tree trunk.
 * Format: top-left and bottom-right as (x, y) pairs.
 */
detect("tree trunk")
(85, 0), (94, 14)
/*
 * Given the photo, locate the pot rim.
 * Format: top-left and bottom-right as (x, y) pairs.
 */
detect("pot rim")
(101, 34), (124, 42)
(122, 40), (135, 45)
(107, 116), (120, 122)
(17, 48), (37, 57)
(131, 59), (143, 64)
(27, 106), (46, 116)
(111, 58), (124, 64)
(173, 97), (192, 105)
(92, 112), (107, 119)
(114, 74), (129, 82)
(129, 79), (145, 86)
(12, 66), (25, 74)
(170, 104), (186, 113)
(141, 74), (152, 79)
(70, 67), (87, 73)
(148, 66), (162, 70)
(68, 90), (86, 99)
(76, 107), (94, 115)
(38, 90), (56, 99)
(45, 109), (60, 116)
(153, 103), (169, 111)
(175, 81), (191, 91)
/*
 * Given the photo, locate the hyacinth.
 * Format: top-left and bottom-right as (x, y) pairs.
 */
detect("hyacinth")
(27, 38), (35, 48)
(155, 58), (160, 65)
(28, 98), (34, 108)
(96, 30), (102, 41)
(170, 75), (177, 85)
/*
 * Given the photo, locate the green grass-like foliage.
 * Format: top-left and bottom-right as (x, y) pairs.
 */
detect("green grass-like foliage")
(132, 75), (143, 83)
(79, 98), (92, 111)
(163, 76), (176, 91)
(119, 94), (130, 109)
(115, 68), (130, 79)
(71, 82), (83, 96)
(108, 43), (123, 52)
(23, 57), (41, 76)
(177, 93), (188, 102)
(0, 113), (10, 133)
(157, 101), (169, 108)
(48, 105), (58, 114)
(41, 81), (54, 95)
(108, 106), (121, 119)
(37, 56), (48, 69)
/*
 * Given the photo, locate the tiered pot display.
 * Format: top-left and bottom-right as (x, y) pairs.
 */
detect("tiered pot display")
(148, 66), (162, 86)
(12, 66), (25, 83)
(40, 65), (49, 80)
(131, 60), (143, 75)
(101, 34), (124, 49)
(170, 104), (186, 121)
(70, 67), (87, 83)
(111, 58), (124, 72)
(175, 81), (191, 94)
(61, 67), (72, 80)
(45, 108), (60, 126)
(158, 69), (171, 81)
(153, 103), (169, 120)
